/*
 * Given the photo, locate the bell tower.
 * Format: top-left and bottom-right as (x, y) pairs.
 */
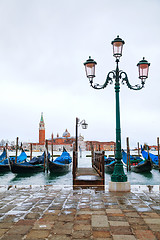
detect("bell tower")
(39, 112), (45, 144)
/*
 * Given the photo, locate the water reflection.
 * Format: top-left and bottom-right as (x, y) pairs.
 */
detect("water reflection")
(47, 171), (68, 180)
(139, 172), (153, 179)
(10, 171), (41, 182)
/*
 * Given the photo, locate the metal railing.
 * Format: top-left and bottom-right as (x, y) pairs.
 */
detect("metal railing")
(92, 151), (105, 183)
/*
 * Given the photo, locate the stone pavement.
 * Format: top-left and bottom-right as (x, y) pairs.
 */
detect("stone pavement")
(0, 185), (160, 240)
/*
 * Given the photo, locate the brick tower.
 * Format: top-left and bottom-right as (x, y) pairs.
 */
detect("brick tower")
(39, 112), (45, 144)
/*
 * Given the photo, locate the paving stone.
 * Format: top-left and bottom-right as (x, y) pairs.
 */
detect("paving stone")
(92, 230), (111, 238)
(92, 210), (106, 215)
(15, 219), (36, 225)
(38, 214), (57, 222)
(127, 217), (146, 224)
(7, 225), (32, 235)
(0, 229), (8, 237)
(112, 235), (136, 240)
(140, 212), (160, 218)
(131, 224), (150, 230)
(58, 215), (75, 222)
(106, 209), (123, 214)
(110, 226), (132, 235)
(25, 229), (50, 239)
(154, 232), (160, 239)
(92, 238), (112, 240)
(124, 212), (140, 218)
(0, 223), (13, 229)
(0, 234), (24, 240)
(44, 210), (60, 215)
(92, 215), (109, 228)
(76, 214), (91, 220)
(48, 235), (71, 240)
(148, 224), (160, 231)
(108, 216), (126, 221)
(0, 215), (17, 223)
(74, 223), (91, 231)
(52, 228), (72, 235)
(33, 223), (53, 230)
(143, 218), (160, 224)
(134, 230), (157, 240)
(72, 230), (91, 238)
(77, 210), (93, 215)
(54, 221), (73, 230)
(0, 205), (15, 213)
(75, 220), (91, 225)
(109, 221), (129, 226)
(25, 212), (41, 219)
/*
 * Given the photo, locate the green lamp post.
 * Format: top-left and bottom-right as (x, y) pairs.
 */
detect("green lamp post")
(84, 36), (150, 191)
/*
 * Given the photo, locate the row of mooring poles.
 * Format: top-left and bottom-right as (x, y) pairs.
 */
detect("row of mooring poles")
(126, 137), (160, 172)
(29, 138), (54, 173)
(3, 136), (54, 173)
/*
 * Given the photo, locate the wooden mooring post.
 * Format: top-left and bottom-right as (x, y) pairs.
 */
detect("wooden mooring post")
(51, 134), (54, 161)
(91, 142), (94, 168)
(15, 137), (18, 163)
(46, 140), (49, 173)
(72, 150), (77, 186)
(137, 142), (140, 156)
(30, 143), (32, 161)
(126, 137), (131, 171)
(6, 143), (8, 159)
(43, 143), (46, 172)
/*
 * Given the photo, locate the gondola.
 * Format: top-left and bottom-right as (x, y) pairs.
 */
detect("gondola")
(0, 148), (7, 161)
(0, 150), (27, 172)
(104, 157), (115, 174)
(141, 146), (159, 169)
(49, 148), (72, 173)
(122, 150), (152, 173)
(9, 152), (50, 174)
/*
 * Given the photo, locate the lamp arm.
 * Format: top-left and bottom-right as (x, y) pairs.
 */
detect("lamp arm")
(90, 71), (115, 90)
(120, 71), (145, 90)
(79, 119), (85, 125)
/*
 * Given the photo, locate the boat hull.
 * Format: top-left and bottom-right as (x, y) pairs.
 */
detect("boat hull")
(105, 161), (115, 174)
(49, 161), (71, 173)
(0, 164), (10, 172)
(131, 160), (152, 173)
(9, 162), (44, 174)
(153, 164), (159, 170)
(141, 148), (159, 170)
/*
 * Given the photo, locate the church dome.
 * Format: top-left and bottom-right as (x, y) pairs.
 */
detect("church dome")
(63, 129), (70, 138)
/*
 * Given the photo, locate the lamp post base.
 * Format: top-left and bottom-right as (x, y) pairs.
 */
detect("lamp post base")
(111, 161), (127, 182)
(108, 181), (131, 192)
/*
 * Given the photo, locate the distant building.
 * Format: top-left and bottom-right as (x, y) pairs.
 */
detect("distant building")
(85, 141), (116, 151)
(31, 113), (76, 151)
(47, 129), (75, 151)
(39, 112), (45, 144)
(29, 113), (115, 152)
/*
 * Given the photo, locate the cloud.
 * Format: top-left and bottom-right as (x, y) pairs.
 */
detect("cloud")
(0, 0), (159, 147)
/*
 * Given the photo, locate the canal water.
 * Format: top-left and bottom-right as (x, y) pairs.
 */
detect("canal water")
(0, 151), (160, 185)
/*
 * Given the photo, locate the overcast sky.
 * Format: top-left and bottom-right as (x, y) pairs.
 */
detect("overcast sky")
(0, 0), (159, 148)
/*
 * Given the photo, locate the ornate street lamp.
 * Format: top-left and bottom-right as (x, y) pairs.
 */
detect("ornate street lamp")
(84, 36), (150, 191)
(75, 118), (88, 158)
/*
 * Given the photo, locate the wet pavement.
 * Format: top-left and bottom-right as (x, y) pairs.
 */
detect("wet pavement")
(0, 185), (160, 239)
